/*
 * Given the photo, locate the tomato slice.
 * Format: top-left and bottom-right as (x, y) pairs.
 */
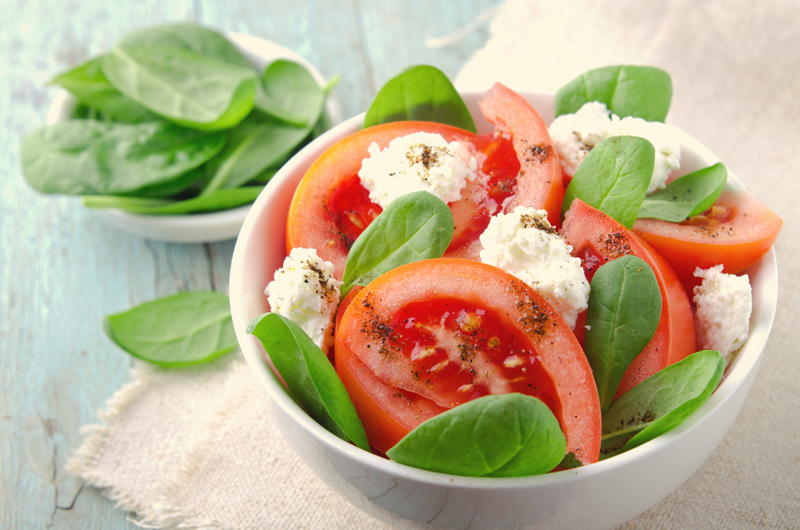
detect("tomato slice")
(561, 199), (697, 400)
(479, 83), (565, 228)
(335, 258), (602, 465)
(633, 190), (783, 290)
(287, 121), (464, 277)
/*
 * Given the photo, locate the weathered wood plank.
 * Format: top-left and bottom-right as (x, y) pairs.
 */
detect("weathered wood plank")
(0, 1), (211, 529)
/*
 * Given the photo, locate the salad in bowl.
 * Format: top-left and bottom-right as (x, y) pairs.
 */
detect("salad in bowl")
(230, 65), (780, 529)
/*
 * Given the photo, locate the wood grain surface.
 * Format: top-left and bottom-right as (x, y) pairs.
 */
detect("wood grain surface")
(0, 1), (501, 528)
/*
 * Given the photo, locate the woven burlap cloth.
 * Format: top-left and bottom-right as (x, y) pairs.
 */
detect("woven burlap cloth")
(69, 1), (800, 528)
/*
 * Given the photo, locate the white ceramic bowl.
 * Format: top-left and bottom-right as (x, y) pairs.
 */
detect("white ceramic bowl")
(46, 33), (342, 243)
(229, 92), (778, 530)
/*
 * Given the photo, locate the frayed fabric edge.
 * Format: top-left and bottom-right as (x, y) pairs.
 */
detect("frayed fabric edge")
(135, 359), (255, 530)
(66, 361), (160, 517)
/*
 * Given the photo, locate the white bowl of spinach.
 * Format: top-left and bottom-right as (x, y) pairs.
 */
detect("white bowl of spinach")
(24, 25), (341, 243)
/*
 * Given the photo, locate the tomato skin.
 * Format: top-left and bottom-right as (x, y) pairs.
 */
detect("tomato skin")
(633, 190), (783, 290)
(561, 199), (697, 400)
(479, 82), (565, 229)
(336, 258), (601, 465)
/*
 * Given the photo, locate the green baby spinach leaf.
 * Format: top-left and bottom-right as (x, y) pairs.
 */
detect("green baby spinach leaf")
(116, 23), (252, 69)
(254, 59), (326, 127)
(562, 135), (654, 228)
(600, 350), (725, 458)
(637, 163), (727, 222)
(364, 65), (476, 133)
(82, 186), (262, 214)
(103, 291), (237, 367)
(21, 120), (226, 195)
(132, 166), (206, 199)
(386, 394), (566, 477)
(585, 255), (662, 412)
(247, 313), (370, 452)
(556, 65), (673, 122)
(200, 111), (313, 195)
(102, 45), (256, 131)
(49, 57), (158, 123)
(340, 191), (454, 297)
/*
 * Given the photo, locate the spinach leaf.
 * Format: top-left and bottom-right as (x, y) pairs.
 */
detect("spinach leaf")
(132, 166), (206, 199)
(556, 65), (673, 122)
(21, 120), (226, 195)
(247, 313), (370, 452)
(585, 256), (662, 411)
(103, 291), (237, 367)
(364, 65), (476, 133)
(600, 350), (725, 458)
(561, 135), (654, 228)
(116, 23), (252, 69)
(637, 163), (727, 222)
(49, 57), (158, 123)
(200, 111), (313, 195)
(340, 191), (454, 297)
(254, 59), (325, 127)
(82, 186), (262, 214)
(102, 45), (256, 131)
(386, 394), (565, 477)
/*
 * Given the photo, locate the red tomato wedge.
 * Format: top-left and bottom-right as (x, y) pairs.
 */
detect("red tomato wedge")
(633, 190), (783, 289)
(335, 258), (602, 465)
(287, 84), (563, 277)
(479, 83), (564, 228)
(561, 199), (697, 401)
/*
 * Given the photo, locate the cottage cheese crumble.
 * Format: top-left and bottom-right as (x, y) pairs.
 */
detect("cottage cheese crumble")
(358, 132), (479, 208)
(693, 265), (752, 364)
(548, 101), (681, 194)
(266, 248), (343, 352)
(479, 206), (590, 329)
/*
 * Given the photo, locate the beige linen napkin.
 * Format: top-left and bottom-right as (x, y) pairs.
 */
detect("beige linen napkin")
(70, 1), (799, 529)
(69, 354), (388, 529)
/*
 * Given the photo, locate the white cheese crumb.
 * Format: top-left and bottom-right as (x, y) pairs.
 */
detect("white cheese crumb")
(358, 132), (479, 208)
(479, 207), (590, 329)
(266, 248), (343, 352)
(548, 101), (681, 194)
(693, 265), (752, 365)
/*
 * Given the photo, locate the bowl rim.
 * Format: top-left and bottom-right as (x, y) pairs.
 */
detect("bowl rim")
(45, 31), (343, 243)
(230, 91), (778, 488)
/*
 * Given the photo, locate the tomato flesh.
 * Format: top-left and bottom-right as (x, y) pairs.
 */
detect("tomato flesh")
(633, 190), (783, 290)
(562, 199), (697, 400)
(327, 175), (383, 248)
(388, 297), (561, 415)
(336, 258), (601, 464)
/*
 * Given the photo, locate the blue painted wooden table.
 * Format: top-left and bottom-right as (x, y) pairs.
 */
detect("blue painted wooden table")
(0, 1), (501, 527)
